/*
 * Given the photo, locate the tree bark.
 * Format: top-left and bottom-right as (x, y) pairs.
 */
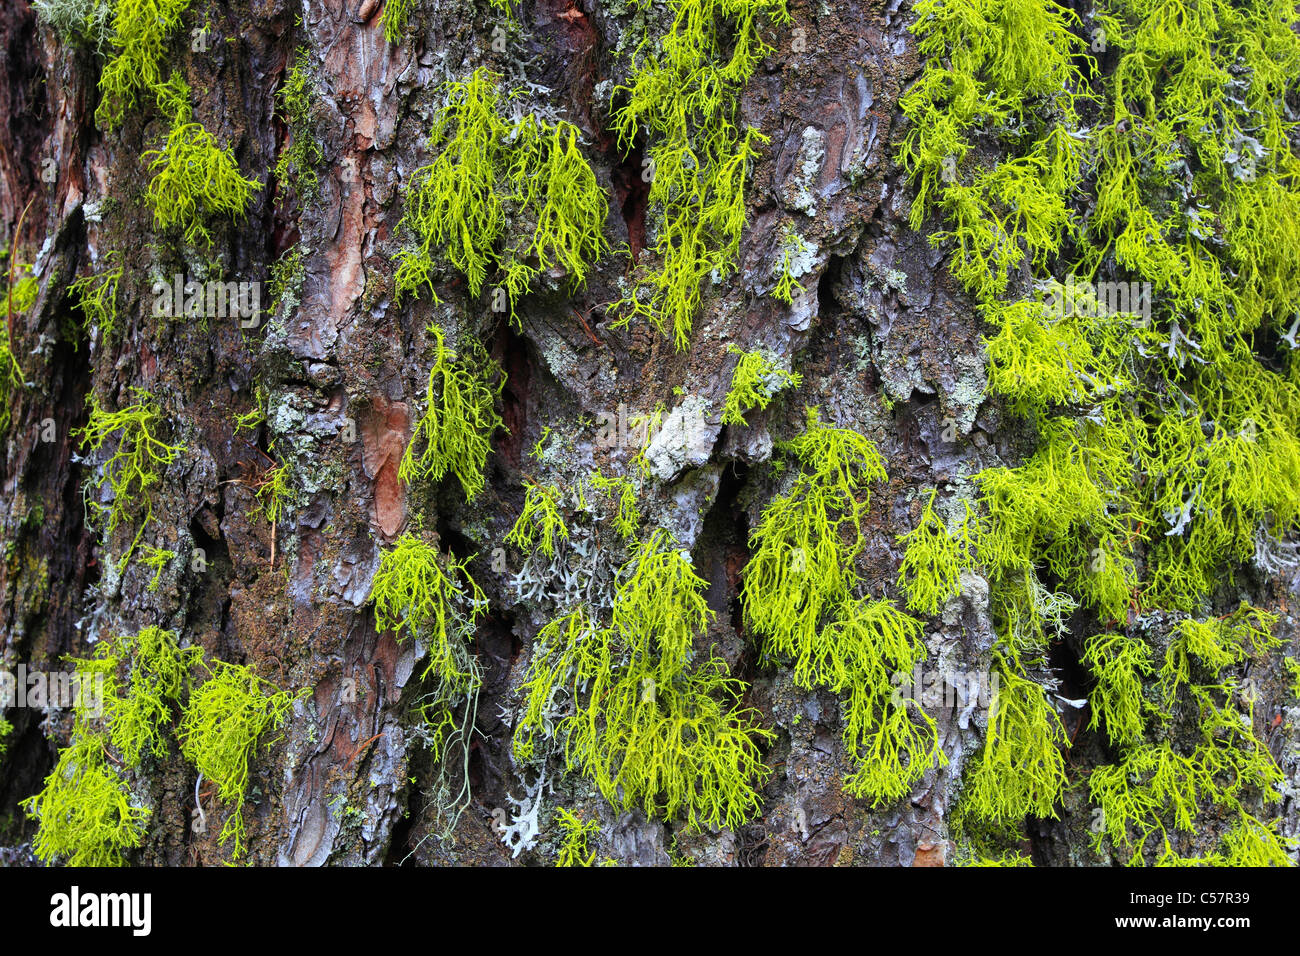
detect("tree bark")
(0, 0), (1295, 868)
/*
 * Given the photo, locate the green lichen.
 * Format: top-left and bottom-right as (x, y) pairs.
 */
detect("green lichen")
(1286, 658), (1300, 699)
(1080, 606), (1289, 864)
(720, 345), (801, 427)
(506, 481), (570, 559)
(553, 808), (600, 867)
(896, 490), (974, 616)
(897, 0), (1087, 301)
(609, 0), (790, 350)
(139, 544), (176, 592)
(1, 255), (33, 432)
(1081, 631), (1153, 749)
(515, 530), (773, 830)
(177, 659), (301, 859)
(963, 658), (1068, 824)
(142, 77), (262, 247)
(77, 387), (185, 570)
(380, 0), (414, 42)
(399, 325), (504, 501)
(254, 458), (292, 526)
(4, 263), (38, 316)
(629, 402), (666, 480)
(743, 408), (943, 802)
(69, 255), (123, 343)
(21, 733), (149, 866)
(369, 530), (486, 832)
(96, 626), (199, 767)
(233, 385), (268, 435)
(24, 628), (301, 864)
(268, 244), (306, 319)
(394, 68), (608, 318)
(33, 0), (113, 48)
(370, 531), (486, 694)
(22, 627), (199, 865)
(588, 472), (640, 540)
(771, 231), (807, 305)
(95, 0), (195, 129)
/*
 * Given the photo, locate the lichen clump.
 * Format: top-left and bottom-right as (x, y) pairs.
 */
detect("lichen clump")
(514, 525), (773, 831)
(399, 325), (505, 502)
(77, 388), (185, 570)
(610, 0), (791, 350)
(395, 68), (608, 320)
(23, 627), (298, 864)
(898, 0), (1300, 863)
(743, 408), (944, 803)
(143, 77), (262, 247)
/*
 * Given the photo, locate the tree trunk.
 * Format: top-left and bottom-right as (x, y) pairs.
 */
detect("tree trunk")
(1, 0), (1296, 868)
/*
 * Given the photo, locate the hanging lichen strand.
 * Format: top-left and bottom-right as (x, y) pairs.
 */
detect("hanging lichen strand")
(94, 2), (260, 248)
(610, 0), (791, 351)
(394, 68), (608, 322)
(896, 0), (1300, 864)
(742, 409), (945, 803)
(507, 477), (774, 831)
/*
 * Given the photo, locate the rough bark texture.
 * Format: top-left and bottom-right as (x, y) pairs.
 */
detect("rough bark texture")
(1, 0), (1296, 867)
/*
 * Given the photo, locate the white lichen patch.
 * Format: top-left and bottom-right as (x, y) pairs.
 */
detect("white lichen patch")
(644, 395), (716, 481)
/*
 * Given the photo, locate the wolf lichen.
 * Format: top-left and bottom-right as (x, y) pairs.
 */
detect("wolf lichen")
(902, 0), (1300, 864)
(233, 385), (268, 435)
(20, 629), (194, 865)
(380, 0), (414, 42)
(21, 733), (149, 866)
(142, 77), (262, 247)
(609, 0), (791, 350)
(139, 544), (175, 591)
(963, 659), (1068, 823)
(369, 529), (486, 832)
(4, 261), (38, 316)
(896, 490), (974, 616)
(268, 244), (307, 319)
(1286, 658), (1300, 700)
(1, 256), (33, 430)
(69, 255), (123, 342)
(95, 626), (199, 767)
(742, 407), (888, 656)
(177, 659), (301, 859)
(897, 0), (1087, 300)
(395, 68), (607, 317)
(1158, 604), (1281, 706)
(720, 345), (801, 427)
(553, 808), (600, 867)
(399, 325), (505, 501)
(1081, 631), (1153, 749)
(516, 532), (774, 830)
(771, 232), (807, 305)
(95, 0), (195, 129)
(369, 531), (487, 696)
(77, 388), (185, 569)
(506, 482), (570, 559)
(743, 408), (943, 802)
(254, 458), (292, 527)
(588, 473), (640, 540)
